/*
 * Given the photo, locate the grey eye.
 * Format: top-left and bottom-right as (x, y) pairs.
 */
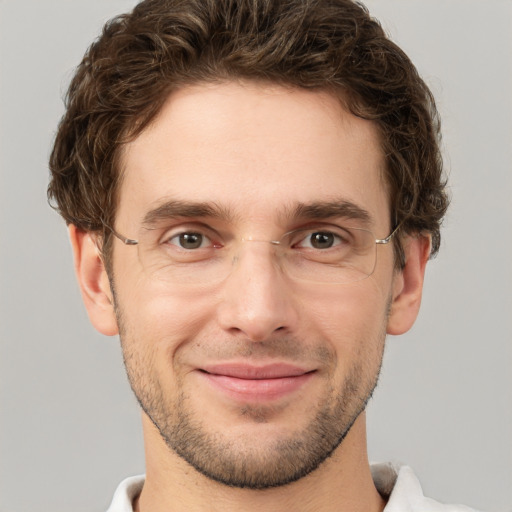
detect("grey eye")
(172, 232), (207, 249)
(309, 232), (336, 249)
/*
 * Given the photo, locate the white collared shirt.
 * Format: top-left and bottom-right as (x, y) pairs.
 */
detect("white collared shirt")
(106, 464), (480, 511)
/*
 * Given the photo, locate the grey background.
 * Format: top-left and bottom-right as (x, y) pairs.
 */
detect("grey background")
(0, 1), (511, 511)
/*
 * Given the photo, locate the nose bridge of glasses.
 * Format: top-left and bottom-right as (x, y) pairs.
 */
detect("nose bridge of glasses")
(240, 236), (282, 245)
(229, 236), (285, 275)
(233, 236), (284, 263)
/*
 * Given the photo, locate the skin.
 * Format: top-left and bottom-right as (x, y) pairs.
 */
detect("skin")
(70, 81), (430, 512)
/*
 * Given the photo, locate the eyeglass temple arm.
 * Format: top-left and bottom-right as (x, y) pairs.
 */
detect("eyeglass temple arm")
(375, 223), (401, 245)
(106, 225), (139, 246)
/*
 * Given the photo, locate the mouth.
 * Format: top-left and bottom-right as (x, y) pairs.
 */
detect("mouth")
(197, 363), (316, 402)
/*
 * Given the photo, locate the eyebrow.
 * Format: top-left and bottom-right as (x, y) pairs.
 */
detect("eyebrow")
(290, 200), (372, 225)
(141, 198), (372, 227)
(142, 199), (234, 226)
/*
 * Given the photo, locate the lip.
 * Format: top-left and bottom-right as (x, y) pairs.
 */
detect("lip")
(197, 363), (315, 402)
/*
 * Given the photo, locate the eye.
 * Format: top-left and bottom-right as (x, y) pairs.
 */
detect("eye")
(167, 232), (212, 250)
(297, 231), (345, 250)
(309, 232), (336, 249)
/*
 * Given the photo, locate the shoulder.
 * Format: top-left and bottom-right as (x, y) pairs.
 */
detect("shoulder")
(372, 463), (481, 512)
(106, 475), (145, 512)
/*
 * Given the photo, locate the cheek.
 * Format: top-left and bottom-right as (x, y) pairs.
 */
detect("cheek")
(306, 282), (388, 333)
(302, 283), (389, 372)
(116, 286), (211, 397)
(116, 278), (216, 351)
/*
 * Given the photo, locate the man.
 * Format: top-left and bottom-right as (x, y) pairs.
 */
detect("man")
(47, 0), (477, 510)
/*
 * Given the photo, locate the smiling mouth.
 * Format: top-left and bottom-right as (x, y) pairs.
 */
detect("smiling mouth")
(197, 363), (316, 401)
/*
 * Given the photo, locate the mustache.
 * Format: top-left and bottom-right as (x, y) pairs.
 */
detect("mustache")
(185, 336), (335, 365)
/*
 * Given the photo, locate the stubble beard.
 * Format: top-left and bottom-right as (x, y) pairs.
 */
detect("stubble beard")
(114, 290), (387, 490)
(161, 361), (381, 489)
(120, 341), (385, 489)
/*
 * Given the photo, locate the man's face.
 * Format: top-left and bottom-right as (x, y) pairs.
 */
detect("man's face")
(109, 81), (400, 488)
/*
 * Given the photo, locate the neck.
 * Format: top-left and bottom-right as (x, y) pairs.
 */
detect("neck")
(134, 412), (386, 512)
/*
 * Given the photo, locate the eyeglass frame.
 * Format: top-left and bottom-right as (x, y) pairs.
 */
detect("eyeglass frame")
(106, 224), (401, 248)
(101, 220), (402, 285)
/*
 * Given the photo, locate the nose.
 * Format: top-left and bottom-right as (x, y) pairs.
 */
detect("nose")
(216, 241), (300, 342)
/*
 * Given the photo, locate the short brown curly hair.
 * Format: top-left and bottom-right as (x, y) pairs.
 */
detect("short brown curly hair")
(48, 0), (448, 268)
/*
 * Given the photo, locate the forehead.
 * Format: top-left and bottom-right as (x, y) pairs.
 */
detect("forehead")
(118, 81), (389, 231)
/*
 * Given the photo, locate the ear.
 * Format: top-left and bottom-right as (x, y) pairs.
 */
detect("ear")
(68, 224), (119, 336)
(386, 234), (431, 335)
